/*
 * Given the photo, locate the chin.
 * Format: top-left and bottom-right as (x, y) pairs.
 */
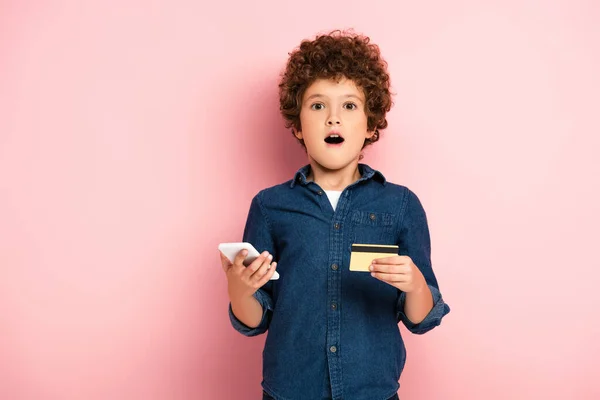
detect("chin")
(312, 156), (359, 171)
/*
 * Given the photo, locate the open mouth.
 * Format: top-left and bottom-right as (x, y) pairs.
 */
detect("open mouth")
(324, 134), (345, 145)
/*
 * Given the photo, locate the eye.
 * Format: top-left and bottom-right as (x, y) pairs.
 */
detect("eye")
(310, 103), (325, 110)
(343, 102), (357, 110)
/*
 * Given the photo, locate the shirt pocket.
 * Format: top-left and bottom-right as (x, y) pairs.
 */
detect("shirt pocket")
(350, 211), (397, 245)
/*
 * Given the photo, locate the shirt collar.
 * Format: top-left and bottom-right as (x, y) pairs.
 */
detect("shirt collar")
(290, 163), (387, 188)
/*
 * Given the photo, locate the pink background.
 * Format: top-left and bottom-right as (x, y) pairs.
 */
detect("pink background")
(1, 1), (599, 399)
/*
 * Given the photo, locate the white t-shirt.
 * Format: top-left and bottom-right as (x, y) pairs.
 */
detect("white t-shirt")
(324, 190), (343, 211)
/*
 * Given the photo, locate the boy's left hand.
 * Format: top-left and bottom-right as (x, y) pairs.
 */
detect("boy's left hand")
(369, 255), (427, 293)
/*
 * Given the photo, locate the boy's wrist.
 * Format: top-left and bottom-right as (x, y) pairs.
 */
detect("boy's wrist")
(414, 280), (428, 294)
(405, 280), (429, 298)
(230, 291), (256, 306)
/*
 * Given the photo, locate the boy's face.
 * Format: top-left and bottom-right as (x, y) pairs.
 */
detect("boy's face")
(295, 78), (375, 171)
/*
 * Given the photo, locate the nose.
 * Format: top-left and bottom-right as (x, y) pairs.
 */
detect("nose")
(326, 115), (341, 126)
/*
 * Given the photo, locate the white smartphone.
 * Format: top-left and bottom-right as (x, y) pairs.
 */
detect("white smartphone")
(218, 242), (280, 280)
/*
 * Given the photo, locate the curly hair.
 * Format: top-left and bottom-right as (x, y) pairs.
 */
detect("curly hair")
(279, 30), (393, 150)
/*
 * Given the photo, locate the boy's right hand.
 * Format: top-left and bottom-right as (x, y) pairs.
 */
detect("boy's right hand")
(220, 249), (277, 302)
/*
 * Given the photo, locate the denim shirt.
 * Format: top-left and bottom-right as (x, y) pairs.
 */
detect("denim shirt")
(229, 164), (450, 400)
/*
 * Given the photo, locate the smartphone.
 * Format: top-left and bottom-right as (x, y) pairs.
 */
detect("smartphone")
(218, 242), (280, 280)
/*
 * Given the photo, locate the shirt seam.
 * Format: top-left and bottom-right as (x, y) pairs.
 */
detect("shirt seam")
(396, 187), (411, 235)
(256, 190), (276, 246)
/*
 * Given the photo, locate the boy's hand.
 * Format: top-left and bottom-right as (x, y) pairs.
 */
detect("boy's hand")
(219, 249), (277, 302)
(369, 255), (427, 293)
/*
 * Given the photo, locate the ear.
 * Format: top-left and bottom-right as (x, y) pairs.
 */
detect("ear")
(365, 128), (375, 139)
(293, 128), (303, 140)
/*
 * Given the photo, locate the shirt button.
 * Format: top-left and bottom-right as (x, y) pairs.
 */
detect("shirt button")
(369, 213), (376, 221)
(331, 264), (339, 271)
(334, 223), (340, 230)
(331, 302), (337, 310)
(317, 190), (323, 195)
(330, 346), (337, 353)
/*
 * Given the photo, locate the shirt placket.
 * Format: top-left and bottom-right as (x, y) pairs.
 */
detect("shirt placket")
(326, 190), (350, 400)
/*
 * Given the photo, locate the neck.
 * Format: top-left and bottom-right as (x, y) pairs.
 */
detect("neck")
(306, 159), (362, 191)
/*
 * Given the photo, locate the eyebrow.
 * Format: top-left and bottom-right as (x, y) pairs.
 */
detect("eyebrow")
(304, 93), (364, 103)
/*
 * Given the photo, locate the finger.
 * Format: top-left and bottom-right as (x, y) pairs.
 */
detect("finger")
(219, 251), (233, 272)
(250, 254), (274, 281)
(372, 256), (410, 265)
(233, 249), (249, 267)
(255, 262), (278, 287)
(371, 272), (409, 283)
(369, 263), (410, 274)
(244, 252), (272, 277)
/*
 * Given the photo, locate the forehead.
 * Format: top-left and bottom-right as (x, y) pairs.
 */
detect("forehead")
(303, 78), (364, 100)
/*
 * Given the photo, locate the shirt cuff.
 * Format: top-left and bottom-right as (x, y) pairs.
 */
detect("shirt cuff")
(229, 289), (274, 337)
(397, 285), (450, 335)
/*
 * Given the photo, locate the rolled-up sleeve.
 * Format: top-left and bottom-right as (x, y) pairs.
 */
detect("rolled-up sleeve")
(229, 286), (274, 336)
(228, 192), (276, 336)
(396, 189), (450, 334)
(397, 285), (450, 334)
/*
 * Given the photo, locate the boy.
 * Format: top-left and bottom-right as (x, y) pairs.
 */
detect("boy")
(219, 30), (450, 400)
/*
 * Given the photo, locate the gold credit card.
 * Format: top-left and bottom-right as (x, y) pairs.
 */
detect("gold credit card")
(349, 244), (399, 272)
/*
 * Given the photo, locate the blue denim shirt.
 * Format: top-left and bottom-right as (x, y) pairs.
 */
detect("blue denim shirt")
(229, 164), (450, 400)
